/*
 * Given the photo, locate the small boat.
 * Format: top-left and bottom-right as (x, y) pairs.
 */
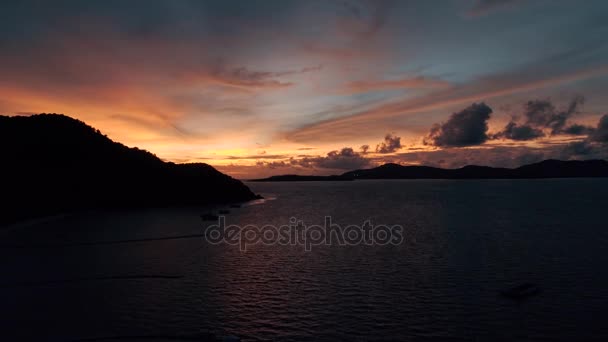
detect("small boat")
(200, 213), (219, 221)
(218, 209), (230, 214)
(500, 282), (541, 300)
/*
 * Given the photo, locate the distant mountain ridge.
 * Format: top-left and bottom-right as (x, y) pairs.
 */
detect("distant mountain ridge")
(252, 159), (608, 181)
(0, 113), (259, 224)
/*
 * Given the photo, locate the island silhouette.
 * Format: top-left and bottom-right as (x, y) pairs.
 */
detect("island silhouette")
(252, 159), (608, 181)
(0, 113), (259, 225)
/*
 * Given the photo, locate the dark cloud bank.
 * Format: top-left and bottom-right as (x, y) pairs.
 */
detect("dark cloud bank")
(418, 97), (608, 168)
(424, 102), (493, 147)
(424, 97), (603, 147)
(492, 96), (588, 141)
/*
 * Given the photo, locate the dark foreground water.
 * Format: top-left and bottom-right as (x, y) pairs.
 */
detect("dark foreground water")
(2, 179), (608, 341)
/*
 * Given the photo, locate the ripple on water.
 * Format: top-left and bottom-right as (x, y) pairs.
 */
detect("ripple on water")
(1, 179), (608, 340)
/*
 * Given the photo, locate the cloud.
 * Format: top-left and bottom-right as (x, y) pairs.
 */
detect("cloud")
(546, 114), (608, 160)
(493, 121), (545, 141)
(424, 103), (493, 147)
(255, 160), (291, 169)
(208, 65), (294, 90)
(256, 147), (371, 171)
(493, 96), (586, 141)
(560, 140), (595, 157)
(375, 134), (402, 153)
(590, 114), (608, 142)
(563, 124), (595, 136)
(302, 0), (394, 61)
(524, 96), (584, 134)
(342, 76), (450, 94)
(208, 64), (322, 90)
(467, 0), (524, 16)
(225, 154), (289, 160)
(549, 114), (608, 160)
(286, 58), (608, 144)
(305, 147), (370, 170)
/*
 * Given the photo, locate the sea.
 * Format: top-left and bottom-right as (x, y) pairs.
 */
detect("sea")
(2, 179), (608, 341)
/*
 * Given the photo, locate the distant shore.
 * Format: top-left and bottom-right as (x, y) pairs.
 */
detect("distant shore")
(251, 159), (608, 181)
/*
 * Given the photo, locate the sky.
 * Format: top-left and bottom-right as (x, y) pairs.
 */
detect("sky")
(2, 0), (608, 178)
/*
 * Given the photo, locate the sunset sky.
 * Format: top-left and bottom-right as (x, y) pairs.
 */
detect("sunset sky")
(2, 0), (608, 178)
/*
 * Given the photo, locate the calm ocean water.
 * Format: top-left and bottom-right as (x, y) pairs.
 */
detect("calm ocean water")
(2, 179), (608, 341)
